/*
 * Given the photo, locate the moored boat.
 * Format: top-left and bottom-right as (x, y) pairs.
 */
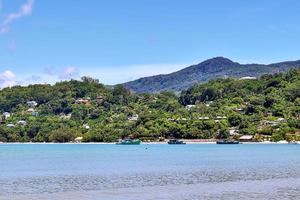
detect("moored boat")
(216, 139), (239, 144)
(168, 139), (186, 145)
(116, 138), (141, 145)
(288, 141), (299, 145)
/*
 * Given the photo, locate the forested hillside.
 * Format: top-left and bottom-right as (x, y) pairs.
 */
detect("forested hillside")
(0, 69), (299, 143)
(124, 57), (300, 93)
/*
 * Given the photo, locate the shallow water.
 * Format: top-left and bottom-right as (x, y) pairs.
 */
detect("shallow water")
(0, 144), (299, 199)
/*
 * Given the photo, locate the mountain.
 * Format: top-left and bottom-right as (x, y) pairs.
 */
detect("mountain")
(123, 57), (300, 93)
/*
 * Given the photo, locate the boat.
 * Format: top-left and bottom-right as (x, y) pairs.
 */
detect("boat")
(288, 141), (299, 145)
(168, 139), (186, 145)
(116, 138), (141, 145)
(216, 139), (239, 144)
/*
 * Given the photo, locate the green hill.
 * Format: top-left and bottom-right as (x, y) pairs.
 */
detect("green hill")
(123, 57), (300, 93)
(0, 69), (299, 143)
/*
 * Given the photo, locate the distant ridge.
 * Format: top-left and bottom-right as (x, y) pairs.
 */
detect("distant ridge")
(123, 57), (300, 93)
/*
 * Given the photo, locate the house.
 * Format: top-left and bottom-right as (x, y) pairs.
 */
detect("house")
(185, 105), (195, 110)
(27, 108), (38, 116)
(262, 120), (279, 127)
(7, 123), (15, 128)
(75, 98), (91, 105)
(276, 117), (287, 123)
(2, 112), (11, 119)
(59, 113), (72, 120)
(235, 108), (245, 114)
(265, 112), (273, 116)
(229, 127), (239, 136)
(200, 117), (210, 120)
(74, 137), (83, 143)
(96, 95), (104, 103)
(239, 135), (253, 142)
(215, 116), (227, 120)
(205, 101), (214, 107)
(27, 101), (38, 107)
(239, 76), (257, 80)
(128, 114), (139, 121)
(17, 120), (27, 126)
(260, 134), (272, 141)
(83, 124), (90, 129)
(27, 108), (35, 113)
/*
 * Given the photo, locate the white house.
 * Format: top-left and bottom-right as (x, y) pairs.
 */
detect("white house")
(7, 123), (15, 128)
(17, 120), (27, 126)
(185, 105), (196, 110)
(229, 127), (239, 136)
(239, 135), (253, 142)
(276, 117), (287, 123)
(3, 112), (11, 119)
(199, 117), (210, 120)
(27, 101), (38, 107)
(239, 76), (257, 80)
(27, 108), (35, 112)
(74, 137), (83, 143)
(83, 124), (90, 129)
(216, 116), (227, 120)
(128, 114), (139, 121)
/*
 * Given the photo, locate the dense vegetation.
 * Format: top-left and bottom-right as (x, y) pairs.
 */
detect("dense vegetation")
(124, 57), (300, 93)
(0, 68), (299, 143)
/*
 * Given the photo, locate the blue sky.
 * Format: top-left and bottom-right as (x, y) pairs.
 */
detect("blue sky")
(0, 0), (300, 87)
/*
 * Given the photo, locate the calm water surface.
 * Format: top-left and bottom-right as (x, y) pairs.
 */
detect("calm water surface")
(0, 144), (300, 200)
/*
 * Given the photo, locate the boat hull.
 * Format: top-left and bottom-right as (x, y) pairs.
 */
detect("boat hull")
(167, 139), (186, 145)
(116, 139), (141, 145)
(216, 140), (239, 144)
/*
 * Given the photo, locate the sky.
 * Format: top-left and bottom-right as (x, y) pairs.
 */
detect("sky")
(0, 0), (300, 88)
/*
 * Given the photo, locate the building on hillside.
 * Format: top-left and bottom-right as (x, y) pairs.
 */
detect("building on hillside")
(7, 123), (15, 128)
(265, 112), (273, 116)
(96, 95), (104, 103)
(27, 108), (38, 116)
(205, 101), (214, 107)
(75, 98), (91, 105)
(128, 114), (139, 121)
(17, 120), (27, 126)
(199, 117), (210, 120)
(74, 137), (83, 143)
(185, 105), (196, 110)
(239, 76), (257, 80)
(262, 120), (279, 127)
(59, 113), (72, 120)
(83, 124), (90, 129)
(276, 117), (287, 123)
(229, 127), (239, 136)
(27, 101), (38, 107)
(235, 108), (245, 114)
(3, 112), (11, 119)
(239, 135), (253, 142)
(27, 108), (35, 113)
(215, 116), (227, 120)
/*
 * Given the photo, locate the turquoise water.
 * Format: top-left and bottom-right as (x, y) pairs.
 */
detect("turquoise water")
(0, 144), (300, 200)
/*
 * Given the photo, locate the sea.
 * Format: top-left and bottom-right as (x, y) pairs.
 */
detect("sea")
(0, 143), (300, 200)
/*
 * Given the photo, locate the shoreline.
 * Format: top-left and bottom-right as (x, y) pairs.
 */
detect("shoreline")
(0, 141), (296, 145)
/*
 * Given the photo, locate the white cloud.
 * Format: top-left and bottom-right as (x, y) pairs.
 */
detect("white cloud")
(0, 0), (35, 34)
(0, 70), (16, 88)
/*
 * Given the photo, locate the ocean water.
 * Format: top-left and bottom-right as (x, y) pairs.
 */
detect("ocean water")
(0, 144), (300, 200)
